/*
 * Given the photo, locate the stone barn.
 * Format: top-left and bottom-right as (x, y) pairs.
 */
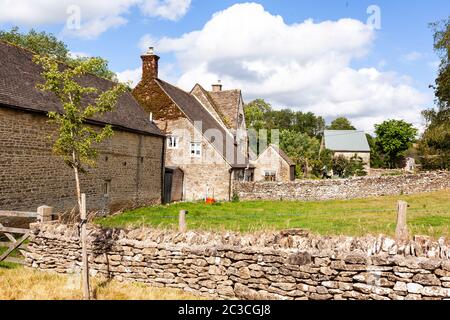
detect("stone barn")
(321, 130), (371, 170)
(0, 41), (165, 213)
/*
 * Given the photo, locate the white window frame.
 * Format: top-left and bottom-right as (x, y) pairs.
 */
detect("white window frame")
(190, 142), (202, 158)
(167, 136), (179, 149)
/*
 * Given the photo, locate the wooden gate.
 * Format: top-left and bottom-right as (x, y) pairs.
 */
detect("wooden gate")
(0, 206), (53, 265)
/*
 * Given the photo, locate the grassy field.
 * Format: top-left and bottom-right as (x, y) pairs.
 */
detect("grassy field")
(96, 190), (450, 238)
(0, 266), (202, 300)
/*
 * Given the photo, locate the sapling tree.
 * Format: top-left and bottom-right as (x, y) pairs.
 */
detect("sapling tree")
(33, 54), (127, 299)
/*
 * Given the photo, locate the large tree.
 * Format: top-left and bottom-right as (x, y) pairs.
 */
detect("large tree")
(293, 112), (325, 138)
(374, 120), (418, 168)
(279, 129), (321, 177)
(34, 54), (127, 300)
(0, 27), (117, 81)
(244, 99), (325, 138)
(419, 17), (450, 169)
(327, 117), (356, 130)
(366, 133), (386, 168)
(244, 98), (272, 132)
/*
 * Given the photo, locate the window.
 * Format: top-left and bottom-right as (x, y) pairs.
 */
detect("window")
(264, 170), (276, 182)
(190, 142), (202, 157)
(234, 169), (245, 181)
(103, 180), (111, 197)
(168, 136), (179, 149)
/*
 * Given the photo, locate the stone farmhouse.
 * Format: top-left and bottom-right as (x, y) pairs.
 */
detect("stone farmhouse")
(0, 41), (165, 213)
(132, 47), (295, 201)
(321, 130), (371, 170)
(0, 41), (295, 211)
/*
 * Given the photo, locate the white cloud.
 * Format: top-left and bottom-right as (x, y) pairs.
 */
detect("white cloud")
(0, 0), (191, 39)
(117, 67), (141, 87)
(402, 51), (423, 62)
(140, 3), (430, 132)
(64, 15), (128, 40)
(140, 0), (191, 21)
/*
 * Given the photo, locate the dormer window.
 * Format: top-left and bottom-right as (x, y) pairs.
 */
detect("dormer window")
(168, 136), (179, 149)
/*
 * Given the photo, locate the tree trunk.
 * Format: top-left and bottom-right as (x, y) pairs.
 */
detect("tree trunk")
(72, 153), (90, 300)
(80, 193), (90, 300)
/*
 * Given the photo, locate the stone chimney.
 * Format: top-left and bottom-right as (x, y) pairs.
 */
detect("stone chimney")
(212, 80), (222, 92)
(141, 47), (160, 80)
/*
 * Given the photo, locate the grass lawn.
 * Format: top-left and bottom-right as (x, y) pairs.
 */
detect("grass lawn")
(0, 265), (202, 300)
(96, 190), (450, 238)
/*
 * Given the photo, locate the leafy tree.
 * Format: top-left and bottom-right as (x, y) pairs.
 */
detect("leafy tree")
(332, 155), (349, 178)
(312, 148), (334, 178)
(419, 18), (450, 169)
(366, 133), (386, 168)
(347, 155), (368, 177)
(279, 130), (321, 177)
(293, 112), (325, 138)
(244, 99), (273, 154)
(0, 26), (117, 81)
(374, 120), (418, 168)
(244, 98), (272, 131)
(327, 117), (356, 130)
(331, 154), (367, 178)
(68, 56), (117, 82)
(33, 54), (127, 300)
(0, 26), (69, 59)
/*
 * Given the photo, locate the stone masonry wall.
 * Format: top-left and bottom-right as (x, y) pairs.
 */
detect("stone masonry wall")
(0, 107), (164, 213)
(253, 146), (292, 182)
(26, 223), (450, 300)
(235, 171), (450, 201)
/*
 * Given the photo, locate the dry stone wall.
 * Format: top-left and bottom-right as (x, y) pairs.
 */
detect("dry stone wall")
(26, 223), (450, 300)
(235, 171), (450, 201)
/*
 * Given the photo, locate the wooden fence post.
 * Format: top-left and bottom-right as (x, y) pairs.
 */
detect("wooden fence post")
(395, 201), (409, 242)
(37, 205), (53, 223)
(80, 193), (90, 300)
(179, 210), (187, 233)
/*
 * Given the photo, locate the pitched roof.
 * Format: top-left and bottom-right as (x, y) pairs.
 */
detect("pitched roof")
(155, 79), (249, 168)
(267, 145), (296, 166)
(190, 84), (231, 128)
(0, 41), (163, 137)
(323, 130), (371, 152)
(208, 89), (241, 130)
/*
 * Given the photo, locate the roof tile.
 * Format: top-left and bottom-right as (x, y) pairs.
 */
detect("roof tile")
(0, 41), (163, 137)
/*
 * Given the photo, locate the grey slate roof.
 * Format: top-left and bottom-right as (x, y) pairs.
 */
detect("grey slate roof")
(0, 41), (163, 137)
(323, 130), (371, 152)
(155, 79), (249, 168)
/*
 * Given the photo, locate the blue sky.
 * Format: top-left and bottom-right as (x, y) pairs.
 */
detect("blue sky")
(0, 0), (447, 131)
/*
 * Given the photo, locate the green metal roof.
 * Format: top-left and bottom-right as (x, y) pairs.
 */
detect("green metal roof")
(323, 130), (371, 152)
